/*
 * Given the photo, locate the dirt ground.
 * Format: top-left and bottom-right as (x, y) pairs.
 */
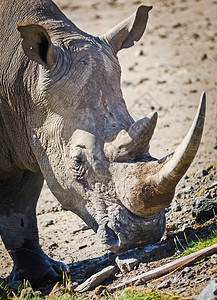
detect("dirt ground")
(0, 0), (217, 299)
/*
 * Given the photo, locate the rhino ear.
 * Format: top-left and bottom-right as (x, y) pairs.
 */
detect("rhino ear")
(100, 5), (152, 53)
(17, 24), (57, 69)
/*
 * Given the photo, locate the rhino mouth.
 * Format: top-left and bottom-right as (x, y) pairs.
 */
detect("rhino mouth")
(97, 209), (166, 253)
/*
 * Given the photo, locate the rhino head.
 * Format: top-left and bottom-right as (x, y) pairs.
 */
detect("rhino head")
(17, 5), (205, 253)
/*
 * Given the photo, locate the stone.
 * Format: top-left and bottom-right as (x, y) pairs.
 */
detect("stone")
(201, 53), (208, 61)
(195, 169), (208, 178)
(115, 256), (140, 273)
(210, 254), (217, 265)
(75, 266), (114, 292)
(192, 198), (217, 222)
(46, 219), (54, 226)
(134, 49), (145, 56)
(171, 199), (182, 212)
(197, 280), (217, 300)
(182, 267), (191, 274)
(157, 280), (171, 289)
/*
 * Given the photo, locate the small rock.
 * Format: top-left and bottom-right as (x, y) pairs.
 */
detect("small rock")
(157, 80), (167, 85)
(171, 200), (182, 212)
(192, 198), (217, 222)
(183, 185), (194, 194)
(193, 33), (200, 39)
(75, 266), (114, 292)
(195, 169), (208, 178)
(176, 192), (182, 199)
(122, 81), (132, 87)
(157, 280), (171, 289)
(79, 244), (87, 250)
(46, 220), (54, 226)
(134, 49), (145, 56)
(182, 267), (191, 274)
(201, 53), (208, 61)
(135, 278), (147, 286)
(210, 254), (217, 265)
(116, 257), (140, 273)
(190, 89), (198, 93)
(187, 273), (195, 279)
(197, 280), (217, 300)
(173, 23), (182, 28)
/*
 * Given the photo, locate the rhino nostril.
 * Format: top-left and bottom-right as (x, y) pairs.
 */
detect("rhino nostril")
(98, 223), (120, 251)
(105, 224), (119, 244)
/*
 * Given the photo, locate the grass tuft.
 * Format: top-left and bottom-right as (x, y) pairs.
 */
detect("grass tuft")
(179, 225), (217, 257)
(109, 287), (181, 300)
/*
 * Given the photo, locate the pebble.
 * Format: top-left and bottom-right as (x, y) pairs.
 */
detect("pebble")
(157, 80), (167, 85)
(75, 266), (114, 292)
(79, 244), (87, 250)
(210, 254), (217, 265)
(182, 267), (191, 274)
(197, 280), (217, 300)
(192, 197), (217, 222)
(195, 169), (208, 178)
(157, 280), (171, 289)
(46, 220), (54, 226)
(134, 49), (145, 56)
(201, 53), (208, 61)
(115, 256), (140, 273)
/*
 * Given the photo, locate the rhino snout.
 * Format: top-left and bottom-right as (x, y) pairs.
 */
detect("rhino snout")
(96, 207), (166, 253)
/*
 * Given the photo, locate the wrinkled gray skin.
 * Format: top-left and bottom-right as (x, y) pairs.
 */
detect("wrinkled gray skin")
(0, 0), (204, 288)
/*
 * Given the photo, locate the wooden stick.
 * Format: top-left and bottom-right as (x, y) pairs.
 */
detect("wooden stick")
(110, 243), (217, 291)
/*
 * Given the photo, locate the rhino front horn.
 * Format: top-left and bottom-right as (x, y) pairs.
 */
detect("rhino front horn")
(155, 91), (206, 194)
(119, 92), (206, 217)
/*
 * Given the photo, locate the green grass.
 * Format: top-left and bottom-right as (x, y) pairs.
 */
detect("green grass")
(109, 288), (180, 300)
(178, 226), (217, 257)
(0, 282), (182, 300)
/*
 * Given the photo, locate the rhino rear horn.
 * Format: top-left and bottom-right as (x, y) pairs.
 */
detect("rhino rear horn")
(100, 5), (152, 53)
(104, 111), (158, 161)
(17, 24), (57, 69)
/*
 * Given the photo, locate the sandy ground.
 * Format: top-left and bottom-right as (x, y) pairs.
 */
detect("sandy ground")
(0, 0), (217, 298)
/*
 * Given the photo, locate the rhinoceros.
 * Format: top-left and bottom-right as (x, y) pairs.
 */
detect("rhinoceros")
(0, 0), (205, 287)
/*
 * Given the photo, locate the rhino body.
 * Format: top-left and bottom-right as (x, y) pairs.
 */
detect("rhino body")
(0, 0), (205, 287)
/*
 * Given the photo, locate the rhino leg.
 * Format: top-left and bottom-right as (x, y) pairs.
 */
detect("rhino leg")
(0, 171), (68, 288)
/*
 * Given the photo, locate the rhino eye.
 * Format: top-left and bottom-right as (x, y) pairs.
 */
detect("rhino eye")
(73, 155), (87, 180)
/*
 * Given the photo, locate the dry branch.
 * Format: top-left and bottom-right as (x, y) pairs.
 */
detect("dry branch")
(110, 243), (217, 291)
